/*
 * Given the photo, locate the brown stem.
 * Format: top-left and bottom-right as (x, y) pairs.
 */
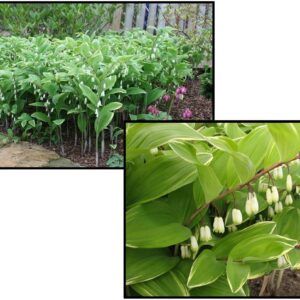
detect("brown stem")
(186, 153), (300, 226)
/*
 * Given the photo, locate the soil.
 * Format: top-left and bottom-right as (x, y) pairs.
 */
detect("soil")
(43, 136), (123, 168)
(158, 76), (213, 120)
(250, 269), (300, 296)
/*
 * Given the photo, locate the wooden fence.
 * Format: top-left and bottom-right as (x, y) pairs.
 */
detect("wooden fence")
(109, 3), (212, 33)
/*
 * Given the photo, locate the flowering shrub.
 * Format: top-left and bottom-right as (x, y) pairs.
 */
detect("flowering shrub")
(126, 123), (300, 297)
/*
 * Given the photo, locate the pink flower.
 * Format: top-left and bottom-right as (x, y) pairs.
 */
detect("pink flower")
(147, 105), (160, 116)
(176, 86), (188, 95)
(163, 95), (171, 102)
(180, 86), (187, 94)
(182, 108), (193, 119)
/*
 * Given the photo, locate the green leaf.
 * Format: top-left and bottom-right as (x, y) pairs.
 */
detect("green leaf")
(126, 154), (197, 207)
(226, 260), (250, 293)
(224, 123), (246, 139)
(31, 112), (50, 123)
(53, 119), (65, 126)
(169, 141), (204, 165)
(103, 102), (122, 111)
(126, 87), (147, 95)
(107, 87), (126, 95)
(196, 165), (223, 202)
(77, 114), (87, 133)
(286, 248), (300, 269)
(190, 276), (246, 296)
(131, 261), (190, 296)
(126, 123), (204, 151)
(238, 125), (273, 169)
(275, 207), (300, 242)
(29, 101), (46, 107)
(229, 234), (297, 263)
(187, 250), (225, 288)
(94, 110), (113, 135)
(146, 88), (166, 105)
(79, 83), (98, 106)
(126, 248), (180, 285)
(268, 123), (300, 161)
(213, 222), (276, 258)
(126, 200), (192, 248)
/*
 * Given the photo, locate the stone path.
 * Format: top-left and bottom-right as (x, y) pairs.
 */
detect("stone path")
(0, 141), (81, 168)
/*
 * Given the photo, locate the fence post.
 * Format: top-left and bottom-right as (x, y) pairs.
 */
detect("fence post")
(124, 3), (135, 30)
(136, 4), (146, 29)
(111, 4), (123, 31)
(147, 3), (157, 33)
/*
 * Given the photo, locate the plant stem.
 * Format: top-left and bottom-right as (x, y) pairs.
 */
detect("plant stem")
(259, 275), (270, 296)
(187, 153), (300, 226)
(95, 134), (99, 167)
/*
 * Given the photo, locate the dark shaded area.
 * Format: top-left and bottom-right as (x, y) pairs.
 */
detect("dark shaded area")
(250, 269), (300, 297)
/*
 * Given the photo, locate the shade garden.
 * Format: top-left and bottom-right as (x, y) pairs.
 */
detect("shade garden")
(126, 123), (300, 297)
(0, 27), (212, 167)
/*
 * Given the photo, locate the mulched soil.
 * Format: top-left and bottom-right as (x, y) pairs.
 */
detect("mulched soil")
(250, 269), (300, 296)
(158, 75), (213, 120)
(44, 136), (124, 168)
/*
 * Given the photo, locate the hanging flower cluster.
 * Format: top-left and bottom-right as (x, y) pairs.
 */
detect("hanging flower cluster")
(182, 108), (193, 119)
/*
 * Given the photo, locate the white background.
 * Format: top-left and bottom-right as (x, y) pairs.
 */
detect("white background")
(0, 170), (123, 300)
(216, 0), (300, 120)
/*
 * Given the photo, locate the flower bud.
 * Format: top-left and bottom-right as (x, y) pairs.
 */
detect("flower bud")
(266, 188), (273, 205)
(275, 201), (283, 213)
(271, 186), (279, 203)
(213, 217), (225, 234)
(285, 194), (293, 206)
(277, 256), (287, 268)
(185, 246), (191, 259)
(232, 208), (243, 225)
(268, 206), (275, 218)
(273, 168), (279, 180)
(286, 174), (293, 192)
(150, 148), (158, 155)
(296, 186), (300, 195)
(259, 181), (268, 192)
(190, 236), (199, 253)
(180, 245), (186, 259)
(277, 166), (283, 179)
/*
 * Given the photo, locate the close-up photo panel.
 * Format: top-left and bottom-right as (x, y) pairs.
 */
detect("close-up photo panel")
(125, 122), (300, 297)
(0, 1), (213, 169)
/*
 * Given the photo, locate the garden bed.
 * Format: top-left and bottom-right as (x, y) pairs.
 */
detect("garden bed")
(250, 269), (300, 296)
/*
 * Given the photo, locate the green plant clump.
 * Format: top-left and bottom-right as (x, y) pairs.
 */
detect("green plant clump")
(0, 28), (196, 166)
(126, 122), (300, 297)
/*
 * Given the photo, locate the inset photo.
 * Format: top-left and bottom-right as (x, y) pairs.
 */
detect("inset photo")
(125, 122), (300, 297)
(0, 2), (213, 168)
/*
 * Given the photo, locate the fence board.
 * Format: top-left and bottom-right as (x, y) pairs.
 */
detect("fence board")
(111, 5), (123, 31)
(157, 3), (166, 29)
(124, 3), (135, 30)
(147, 3), (157, 33)
(136, 4), (146, 29)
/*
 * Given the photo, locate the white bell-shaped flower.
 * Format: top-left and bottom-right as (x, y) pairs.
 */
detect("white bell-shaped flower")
(190, 236), (199, 253)
(296, 186), (300, 195)
(266, 188), (273, 205)
(271, 186), (279, 203)
(245, 192), (259, 216)
(213, 217), (225, 234)
(286, 174), (293, 192)
(180, 245), (186, 259)
(200, 226), (212, 242)
(273, 168), (279, 180)
(268, 206), (275, 218)
(259, 182), (268, 193)
(232, 208), (243, 225)
(285, 194), (293, 206)
(185, 246), (191, 259)
(277, 255), (287, 268)
(277, 166), (283, 179)
(150, 148), (158, 155)
(275, 201), (283, 213)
